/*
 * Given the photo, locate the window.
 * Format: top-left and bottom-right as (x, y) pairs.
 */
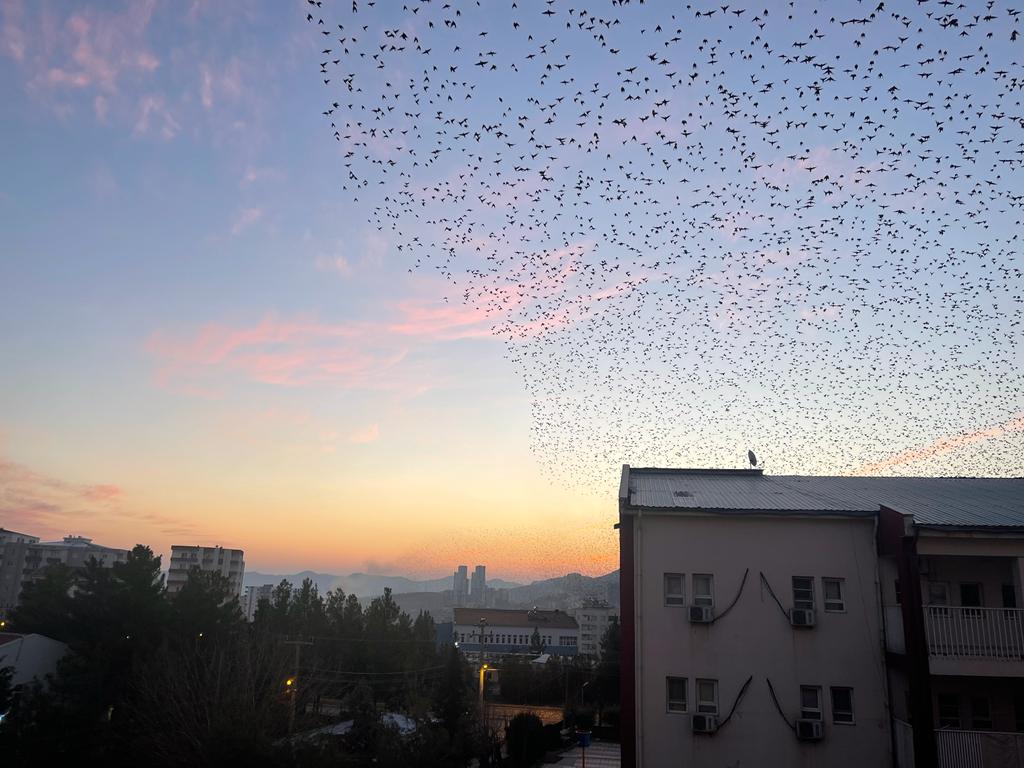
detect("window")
(831, 687), (855, 724)
(937, 694), (960, 729)
(823, 578), (845, 612)
(559, 636), (577, 646)
(793, 577), (815, 611)
(928, 582), (950, 616)
(895, 579), (902, 605)
(666, 677), (687, 713)
(1002, 585), (1018, 618)
(960, 583), (983, 618)
(693, 574), (714, 608)
(696, 679), (718, 715)
(960, 583), (983, 607)
(800, 686), (822, 721)
(664, 573), (685, 606)
(971, 697), (992, 730)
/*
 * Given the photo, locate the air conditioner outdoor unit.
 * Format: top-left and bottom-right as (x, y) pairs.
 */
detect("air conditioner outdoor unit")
(692, 714), (719, 734)
(796, 719), (824, 741)
(689, 605), (714, 623)
(789, 608), (817, 627)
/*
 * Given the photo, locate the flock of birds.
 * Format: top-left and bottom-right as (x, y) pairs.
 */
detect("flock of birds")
(305, 0), (1023, 484)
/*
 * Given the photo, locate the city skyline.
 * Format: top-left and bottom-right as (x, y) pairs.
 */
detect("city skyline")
(2, 1), (1021, 581)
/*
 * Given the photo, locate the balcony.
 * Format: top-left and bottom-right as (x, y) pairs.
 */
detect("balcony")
(925, 605), (1024, 676)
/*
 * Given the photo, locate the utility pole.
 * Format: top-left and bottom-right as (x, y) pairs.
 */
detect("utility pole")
(283, 638), (314, 737)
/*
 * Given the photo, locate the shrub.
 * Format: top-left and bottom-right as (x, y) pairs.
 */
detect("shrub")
(506, 712), (546, 767)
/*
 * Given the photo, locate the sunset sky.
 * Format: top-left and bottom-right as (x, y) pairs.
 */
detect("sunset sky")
(1, 1), (1020, 581)
(0, 0), (618, 580)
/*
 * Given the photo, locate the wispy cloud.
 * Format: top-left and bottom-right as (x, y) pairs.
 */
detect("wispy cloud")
(3, 0), (160, 115)
(0, 455), (198, 541)
(230, 206), (263, 236)
(348, 424), (380, 445)
(853, 414), (1024, 475)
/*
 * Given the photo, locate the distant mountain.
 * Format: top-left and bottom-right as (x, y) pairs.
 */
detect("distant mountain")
(506, 570), (619, 610)
(243, 570), (520, 598)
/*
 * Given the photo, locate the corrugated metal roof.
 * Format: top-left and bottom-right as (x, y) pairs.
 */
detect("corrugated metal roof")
(453, 608), (578, 629)
(625, 468), (1024, 528)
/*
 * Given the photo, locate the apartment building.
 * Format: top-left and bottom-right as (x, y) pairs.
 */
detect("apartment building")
(166, 545), (245, 597)
(0, 531), (128, 611)
(878, 490), (1024, 767)
(619, 466), (1024, 768)
(454, 607), (580, 658)
(243, 583), (274, 621)
(619, 466), (889, 768)
(572, 597), (617, 658)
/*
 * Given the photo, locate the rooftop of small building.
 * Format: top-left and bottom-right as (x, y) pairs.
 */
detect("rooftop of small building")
(453, 607), (579, 629)
(621, 466), (1024, 529)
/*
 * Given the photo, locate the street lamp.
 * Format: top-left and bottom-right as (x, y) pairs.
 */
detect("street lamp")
(580, 680), (590, 707)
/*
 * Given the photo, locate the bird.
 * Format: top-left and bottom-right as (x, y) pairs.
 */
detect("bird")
(299, 0), (1024, 487)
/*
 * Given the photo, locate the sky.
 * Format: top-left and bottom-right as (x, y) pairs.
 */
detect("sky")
(0, 0), (1021, 581)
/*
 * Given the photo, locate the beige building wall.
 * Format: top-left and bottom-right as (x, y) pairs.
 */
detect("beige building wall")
(633, 512), (891, 768)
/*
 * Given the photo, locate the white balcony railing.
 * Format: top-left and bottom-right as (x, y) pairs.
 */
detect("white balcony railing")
(925, 605), (1024, 661)
(936, 728), (1024, 768)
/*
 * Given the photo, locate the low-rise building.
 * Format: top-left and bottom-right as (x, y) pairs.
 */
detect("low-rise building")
(0, 632), (68, 688)
(454, 607), (579, 658)
(167, 545), (245, 598)
(618, 466), (1024, 768)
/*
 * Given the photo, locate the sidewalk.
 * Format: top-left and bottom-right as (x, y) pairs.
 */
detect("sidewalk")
(550, 741), (620, 767)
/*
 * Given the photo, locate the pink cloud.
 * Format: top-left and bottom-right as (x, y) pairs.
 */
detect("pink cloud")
(10, 1), (160, 96)
(147, 240), (639, 394)
(230, 206), (263, 236)
(349, 424), (380, 445)
(0, 455), (194, 541)
(133, 94), (179, 139)
(854, 414), (1024, 475)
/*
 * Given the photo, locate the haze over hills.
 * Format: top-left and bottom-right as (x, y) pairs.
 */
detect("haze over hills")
(242, 570), (521, 598)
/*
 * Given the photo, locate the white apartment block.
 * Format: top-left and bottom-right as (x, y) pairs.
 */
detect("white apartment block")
(167, 545), (245, 597)
(571, 598), (617, 658)
(618, 466), (1024, 768)
(244, 583), (274, 621)
(0, 531), (128, 611)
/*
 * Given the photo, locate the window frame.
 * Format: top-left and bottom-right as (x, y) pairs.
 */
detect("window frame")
(793, 576), (815, 611)
(823, 577), (846, 613)
(937, 694), (961, 729)
(666, 676), (687, 714)
(692, 573), (714, 609)
(696, 678), (719, 715)
(664, 572), (686, 607)
(800, 685), (823, 721)
(830, 686), (855, 725)
(970, 696), (993, 730)
(960, 582), (984, 618)
(927, 582), (950, 617)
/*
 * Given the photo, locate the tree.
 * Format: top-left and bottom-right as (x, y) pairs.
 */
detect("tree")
(528, 627), (544, 654)
(168, 569), (244, 644)
(0, 665), (12, 715)
(7, 563), (76, 640)
(595, 617), (621, 729)
(433, 644), (470, 745)
(121, 631), (290, 766)
(506, 712), (546, 767)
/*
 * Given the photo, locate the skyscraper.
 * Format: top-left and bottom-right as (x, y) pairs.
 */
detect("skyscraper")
(453, 565), (469, 606)
(470, 564), (486, 605)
